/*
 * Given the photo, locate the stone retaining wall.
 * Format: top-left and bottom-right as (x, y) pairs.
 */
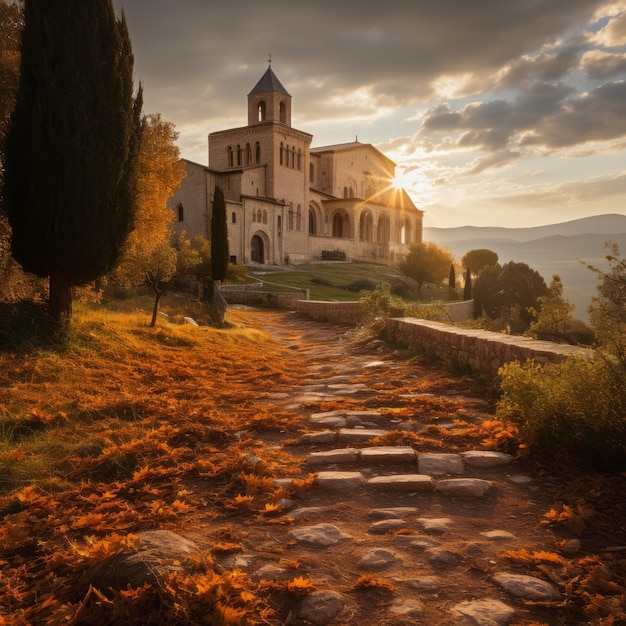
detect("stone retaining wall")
(224, 289), (308, 308)
(295, 300), (366, 325)
(386, 317), (592, 378)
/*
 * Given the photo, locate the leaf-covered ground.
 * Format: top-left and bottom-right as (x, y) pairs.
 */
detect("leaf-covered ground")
(0, 305), (624, 625)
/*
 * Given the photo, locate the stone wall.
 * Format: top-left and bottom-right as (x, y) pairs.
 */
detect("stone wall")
(223, 289), (307, 308)
(295, 300), (366, 325)
(386, 317), (592, 378)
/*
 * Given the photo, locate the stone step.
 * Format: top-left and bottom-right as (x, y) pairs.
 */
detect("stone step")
(304, 447), (515, 472)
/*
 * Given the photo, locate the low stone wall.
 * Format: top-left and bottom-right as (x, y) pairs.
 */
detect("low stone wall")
(224, 289), (307, 308)
(295, 300), (366, 325)
(386, 317), (592, 378)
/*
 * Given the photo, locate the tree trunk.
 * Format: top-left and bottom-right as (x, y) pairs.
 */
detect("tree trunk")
(49, 272), (73, 328)
(150, 291), (163, 327)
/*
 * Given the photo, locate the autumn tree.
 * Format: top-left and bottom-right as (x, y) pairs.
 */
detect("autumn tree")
(396, 241), (455, 294)
(112, 113), (185, 288)
(461, 249), (498, 276)
(527, 274), (577, 343)
(146, 232), (199, 327)
(588, 243), (626, 369)
(3, 0), (142, 327)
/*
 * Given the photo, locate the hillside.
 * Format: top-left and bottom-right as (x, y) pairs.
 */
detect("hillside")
(424, 214), (626, 319)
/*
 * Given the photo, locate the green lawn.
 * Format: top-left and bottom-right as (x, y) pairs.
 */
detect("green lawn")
(249, 261), (415, 301)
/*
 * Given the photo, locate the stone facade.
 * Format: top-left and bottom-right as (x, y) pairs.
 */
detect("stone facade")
(168, 65), (423, 267)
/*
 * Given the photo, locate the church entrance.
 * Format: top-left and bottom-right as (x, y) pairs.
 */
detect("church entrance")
(251, 235), (265, 264)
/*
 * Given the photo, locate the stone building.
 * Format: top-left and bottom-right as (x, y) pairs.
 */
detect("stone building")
(169, 64), (423, 266)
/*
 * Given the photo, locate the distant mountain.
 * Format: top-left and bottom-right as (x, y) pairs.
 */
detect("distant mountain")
(424, 214), (626, 244)
(424, 214), (626, 320)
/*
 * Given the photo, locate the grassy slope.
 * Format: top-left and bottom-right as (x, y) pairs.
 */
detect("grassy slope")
(250, 261), (415, 300)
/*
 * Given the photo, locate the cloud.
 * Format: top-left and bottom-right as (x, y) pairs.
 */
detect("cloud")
(523, 81), (626, 148)
(581, 50), (626, 78)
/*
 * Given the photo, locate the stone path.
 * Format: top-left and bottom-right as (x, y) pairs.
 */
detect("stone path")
(202, 308), (573, 625)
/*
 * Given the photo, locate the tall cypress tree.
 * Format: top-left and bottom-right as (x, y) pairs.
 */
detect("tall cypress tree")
(211, 186), (229, 283)
(3, 0), (142, 326)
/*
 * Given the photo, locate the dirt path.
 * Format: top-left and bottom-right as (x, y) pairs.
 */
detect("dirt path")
(197, 308), (582, 625)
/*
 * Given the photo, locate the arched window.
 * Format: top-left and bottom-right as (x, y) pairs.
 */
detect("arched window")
(297, 149), (302, 170)
(255, 142), (261, 163)
(343, 187), (348, 199)
(280, 142), (284, 166)
(291, 147), (295, 168)
(359, 211), (373, 242)
(227, 146), (233, 167)
(177, 202), (184, 222)
(309, 209), (317, 235)
(309, 163), (315, 183)
(377, 215), (391, 243)
(257, 101), (266, 122)
(279, 101), (286, 123)
(232, 212), (237, 224)
(288, 204), (294, 230)
(263, 210), (267, 225)
(236, 145), (242, 166)
(246, 143), (252, 165)
(277, 215), (282, 235)
(296, 205), (302, 230)
(400, 218), (411, 244)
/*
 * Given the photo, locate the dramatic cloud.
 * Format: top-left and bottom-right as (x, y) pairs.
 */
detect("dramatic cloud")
(113, 0), (626, 227)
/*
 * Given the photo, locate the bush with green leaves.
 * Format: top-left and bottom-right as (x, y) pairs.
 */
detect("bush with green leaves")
(497, 356), (626, 471)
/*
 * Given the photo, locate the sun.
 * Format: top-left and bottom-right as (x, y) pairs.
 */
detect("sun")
(391, 170), (411, 190)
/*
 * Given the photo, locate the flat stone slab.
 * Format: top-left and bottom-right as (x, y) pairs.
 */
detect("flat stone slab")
(435, 478), (492, 497)
(493, 572), (560, 601)
(315, 471), (364, 490)
(357, 548), (400, 570)
(294, 590), (347, 625)
(300, 431), (337, 445)
(394, 576), (442, 591)
(389, 598), (424, 617)
(451, 599), (516, 625)
(306, 448), (360, 466)
(418, 453), (465, 475)
(480, 529), (517, 541)
(393, 535), (441, 551)
(425, 547), (464, 567)
(416, 517), (453, 534)
(360, 446), (416, 464)
(338, 428), (387, 442)
(367, 474), (434, 491)
(368, 519), (409, 534)
(310, 415), (346, 428)
(289, 507), (332, 520)
(369, 507), (420, 520)
(289, 523), (353, 547)
(461, 450), (514, 467)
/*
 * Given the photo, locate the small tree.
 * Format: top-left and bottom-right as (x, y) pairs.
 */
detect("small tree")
(461, 249), (498, 276)
(449, 264), (456, 289)
(587, 242), (626, 370)
(463, 268), (472, 300)
(145, 232), (199, 327)
(527, 274), (577, 343)
(3, 0), (143, 327)
(396, 242), (454, 294)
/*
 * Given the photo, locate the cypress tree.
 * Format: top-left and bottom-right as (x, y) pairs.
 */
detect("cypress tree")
(3, 0), (142, 326)
(211, 186), (229, 283)
(449, 264), (456, 289)
(464, 268), (472, 300)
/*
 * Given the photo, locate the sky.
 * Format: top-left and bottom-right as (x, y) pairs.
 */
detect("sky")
(112, 0), (626, 228)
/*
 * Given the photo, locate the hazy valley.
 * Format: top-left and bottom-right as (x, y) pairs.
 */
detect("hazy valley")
(425, 214), (626, 320)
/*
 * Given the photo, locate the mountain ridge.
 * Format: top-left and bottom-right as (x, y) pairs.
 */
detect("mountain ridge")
(423, 214), (626, 320)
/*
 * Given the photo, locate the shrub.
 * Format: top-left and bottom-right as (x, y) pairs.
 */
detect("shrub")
(497, 356), (626, 471)
(345, 279), (376, 292)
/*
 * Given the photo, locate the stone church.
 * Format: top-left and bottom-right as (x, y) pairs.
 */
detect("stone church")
(168, 64), (423, 266)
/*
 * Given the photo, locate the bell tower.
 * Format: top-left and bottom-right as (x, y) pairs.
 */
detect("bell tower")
(247, 62), (291, 126)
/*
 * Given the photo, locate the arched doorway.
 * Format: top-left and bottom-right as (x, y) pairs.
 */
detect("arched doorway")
(251, 235), (265, 264)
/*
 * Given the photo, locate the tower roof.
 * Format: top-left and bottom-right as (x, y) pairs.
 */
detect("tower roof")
(248, 65), (290, 97)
